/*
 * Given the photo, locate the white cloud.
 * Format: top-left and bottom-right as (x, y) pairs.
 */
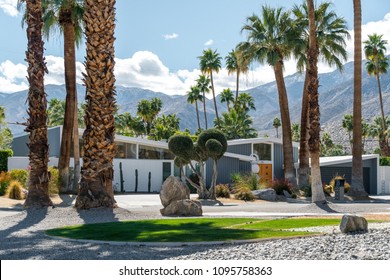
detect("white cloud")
(0, 0), (19, 17)
(204, 39), (214, 46)
(162, 33), (179, 40)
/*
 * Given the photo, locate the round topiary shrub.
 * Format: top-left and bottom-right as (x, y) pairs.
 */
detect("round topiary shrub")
(6, 180), (24, 200)
(198, 129), (227, 159)
(168, 135), (194, 159)
(205, 139), (223, 158)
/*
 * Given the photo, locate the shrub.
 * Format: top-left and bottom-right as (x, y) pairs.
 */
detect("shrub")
(0, 149), (13, 172)
(329, 175), (350, 193)
(216, 184), (230, 198)
(48, 166), (60, 195)
(0, 171), (11, 196)
(230, 172), (259, 191)
(9, 169), (29, 188)
(300, 185), (312, 197)
(230, 172), (242, 184)
(6, 180), (24, 200)
(323, 184), (333, 196)
(268, 178), (293, 195)
(380, 157), (390, 166)
(233, 185), (255, 201)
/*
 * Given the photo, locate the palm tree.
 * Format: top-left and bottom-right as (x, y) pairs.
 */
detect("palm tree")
(307, 0), (326, 203)
(75, 0), (117, 209)
(350, 0), (368, 198)
(236, 92), (256, 113)
(364, 34), (389, 156)
(369, 116), (390, 155)
(240, 6), (299, 188)
(187, 85), (203, 130)
(292, 1), (349, 188)
(20, 0), (52, 207)
(225, 49), (249, 106)
(137, 98), (162, 135)
(196, 74), (210, 129)
(273, 117), (281, 138)
(220, 88), (234, 112)
(342, 114), (354, 150)
(198, 49), (222, 126)
(217, 110), (257, 140)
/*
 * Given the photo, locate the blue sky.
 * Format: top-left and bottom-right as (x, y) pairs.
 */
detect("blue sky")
(1, 0), (390, 95)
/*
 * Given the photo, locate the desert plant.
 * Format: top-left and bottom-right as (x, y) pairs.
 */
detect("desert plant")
(6, 180), (24, 200)
(9, 169), (29, 188)
(233, 184), (255, 201)
(329, 175), (350, 193)
(0, 171), (11, 196)
(48, 166), (60, 195)
(268, 178), (294, 195)
(216, 184), (231, 198)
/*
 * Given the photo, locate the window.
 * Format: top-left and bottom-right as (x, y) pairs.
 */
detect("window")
(139, 145), (174, 160)
(115, 142), (137, 159)
(253, 143), (272, 161)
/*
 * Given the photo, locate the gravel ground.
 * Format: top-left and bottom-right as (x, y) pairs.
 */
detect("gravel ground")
(1, 206), (390, 260)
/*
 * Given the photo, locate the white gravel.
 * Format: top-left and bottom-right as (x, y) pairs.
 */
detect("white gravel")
(1, 207), (389, 260)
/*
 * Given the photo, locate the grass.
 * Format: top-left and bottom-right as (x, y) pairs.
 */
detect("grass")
(46, 218), (344, 243)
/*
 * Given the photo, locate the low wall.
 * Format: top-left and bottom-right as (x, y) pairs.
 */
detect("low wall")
(379, 166), (390, 194)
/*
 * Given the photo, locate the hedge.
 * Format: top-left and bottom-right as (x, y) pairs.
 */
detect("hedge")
(0, 149), (13, 172)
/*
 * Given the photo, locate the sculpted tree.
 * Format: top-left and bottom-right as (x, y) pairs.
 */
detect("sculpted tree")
(168, 129), (227, 200)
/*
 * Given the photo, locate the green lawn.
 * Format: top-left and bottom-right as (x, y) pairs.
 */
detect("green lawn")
(46, 218), (344, 243)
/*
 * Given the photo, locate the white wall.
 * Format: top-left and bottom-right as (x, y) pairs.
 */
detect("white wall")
(8, 156), (173, 193)
(379, 166), (390, 194)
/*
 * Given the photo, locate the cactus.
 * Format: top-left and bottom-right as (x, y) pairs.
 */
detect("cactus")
(135, 169), (138, 193)
(119, 162), (124, 192)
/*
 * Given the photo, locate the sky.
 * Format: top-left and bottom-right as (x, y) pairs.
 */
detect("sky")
(1, 0), (390, 97)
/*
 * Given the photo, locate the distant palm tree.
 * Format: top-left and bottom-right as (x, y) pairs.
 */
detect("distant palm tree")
(236, 92), (255, 113)
(220, 88), (234, 112)
(76, 0), (117, 209)
(196, 74), (211, 129)
(187, 85), (203, 130)
(369, 116), (390, 153)
(342, 114), (354, 150)
(351, 0), (367, 198)
(292, 1), (349, 188)
(225, 49), (249, 106)
(20, 0), (52, 207)
(137, 98), (163, 135)
(240, 6), (299, 188)
(364, 34), (389, 155)
(273, 117), (281, 138)
(216, 110), (257, 140)
(198, 49), (222, 126)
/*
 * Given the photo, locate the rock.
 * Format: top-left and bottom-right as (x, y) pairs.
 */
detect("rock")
(160, 199), (202, 216)
(159, 176), (190, 208)
(252, 189), (277, 201)
(340, 215), (368, 233)
(283, 190), (292, 198)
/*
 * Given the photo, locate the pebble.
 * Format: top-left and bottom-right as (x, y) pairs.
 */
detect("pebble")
(0, 207), (389, 260)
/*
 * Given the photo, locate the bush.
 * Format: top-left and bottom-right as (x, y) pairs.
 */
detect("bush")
(48, 166), (60, 195)
(233, 185), (255, 201)
(6, 180), (24, 200)
(0, 171), (11, 196)
(216, 184), (230, 198)
(268, 178), (293, 195)
(380, 156), (390, 166)
(9, 169), (29, 188)
(0, 149), (13, 172)
(230, 172), (259, 191)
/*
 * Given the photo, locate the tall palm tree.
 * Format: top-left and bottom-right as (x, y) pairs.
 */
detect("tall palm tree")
(20, 0), (52, 207)
(137, 98), (162, 135)
(342, 114), (354, 150)
(240, 6), (300, 188)
(220, 88), (234, 112)
(75, 0), (117, 209)
(217, 110), (257, 140)
(225, 49), (249, 107)
(187, 85), (203, 131)
(306, 0), (326, 203)
(196, 74), (210, 129)
(350, 0), (368, 198)
(236, 92), (256, 113)
(273, 117), (281, 138)
(364, 34), (389, 156)
(198, 49), (222, 126)
(292, 1), (349, 188)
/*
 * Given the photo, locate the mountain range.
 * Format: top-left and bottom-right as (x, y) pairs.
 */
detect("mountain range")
(1, 58), (390, 150)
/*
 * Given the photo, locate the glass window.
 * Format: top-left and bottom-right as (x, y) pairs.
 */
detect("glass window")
(126, 143), (137, 159)
(116, 142), (126, 158)
(253, 143), (272, 161)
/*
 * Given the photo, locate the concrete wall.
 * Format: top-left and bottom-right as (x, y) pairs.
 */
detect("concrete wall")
(379, 166), (390, 194)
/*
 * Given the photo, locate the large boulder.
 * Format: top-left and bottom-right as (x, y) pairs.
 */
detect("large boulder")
(340, 215), (368, 233)
(160, 176), (190, 207)
(252, 189), (277, 201)
(160, 199), (202, 216)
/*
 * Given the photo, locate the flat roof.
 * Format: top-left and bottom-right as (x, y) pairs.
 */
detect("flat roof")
(228, 137), (300, 148)
(319, 154), (379, 166)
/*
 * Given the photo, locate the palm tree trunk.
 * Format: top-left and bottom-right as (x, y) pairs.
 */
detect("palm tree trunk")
(298, 71), (310, 188)
(58, 21), (76, 193)
(72, 94), (81, 193)
(350, 0), (368, 198)
(76, 0), (117, 209)
(274, 60), (297, 190)
(210, 71), (220, 126)
(203, 92), (208, 129)
(235, 69), (240, 109)
(24, 0), (52, 208)
(307, 0), (326, 203)
(376, 74), (389, 156)
(195, 100), (201, 131)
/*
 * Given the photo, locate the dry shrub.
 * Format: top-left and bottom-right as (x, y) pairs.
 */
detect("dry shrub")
(6, 180), (24, 200)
